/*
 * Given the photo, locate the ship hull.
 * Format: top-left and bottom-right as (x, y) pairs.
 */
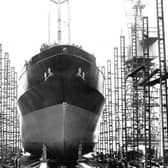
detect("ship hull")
(18, 45), (105, 161)
(22, 103), (96, 161)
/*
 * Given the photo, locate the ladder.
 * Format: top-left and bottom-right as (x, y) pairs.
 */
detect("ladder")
(120, 36), (127, 155)
(114, 47), (120, 154)
(107, 60), (113, 153)
(99, 66), (106, 153)
(156, 0), (168, 166)
(131, 27), (139, 155)
(142, 16), (152, 168)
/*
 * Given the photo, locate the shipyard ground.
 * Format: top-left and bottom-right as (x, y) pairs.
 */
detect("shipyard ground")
(0, 153), (162, 168)
(0, 161), (161, 168)
(0, 161), (124, 168)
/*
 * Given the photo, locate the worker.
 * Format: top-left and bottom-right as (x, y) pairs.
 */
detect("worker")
(82, 72), (85, 80)
(78, 144), (82, 161)
(17, 158), (20, 168)
(63, 47), (68, 54)
(47, 67), (54, 78)
(24, 60), (28, 70)
(44, 72), (47, 81)
(76, 67), (82, 78)
(14, 157), (17, 168)
(14, 156), (20, 168)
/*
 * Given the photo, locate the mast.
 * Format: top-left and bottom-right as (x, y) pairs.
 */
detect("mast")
(49, 0), (71, 44)
(67, 0), (71, 44)
(48, 0), (51, 44)
(57, 0), (61, 44)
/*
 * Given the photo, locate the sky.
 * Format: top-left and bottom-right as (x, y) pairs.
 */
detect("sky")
(0, 0), (168, 76)
(0, 0), (127, 75)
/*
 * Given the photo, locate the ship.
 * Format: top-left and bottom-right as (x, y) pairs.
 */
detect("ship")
(17, 44), (105, 165)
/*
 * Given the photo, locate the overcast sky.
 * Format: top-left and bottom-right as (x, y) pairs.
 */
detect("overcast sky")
(0, 0), (167, 75)
(0, 0), (127, 74)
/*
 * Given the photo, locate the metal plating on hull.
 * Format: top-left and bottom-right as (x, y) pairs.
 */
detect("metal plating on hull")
(18, 45), (104, 162)
(22, 103), (96, 161)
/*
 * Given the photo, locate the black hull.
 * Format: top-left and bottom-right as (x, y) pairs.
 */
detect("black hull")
(18, 76), (103, 115)
(22, 103), (96, 161)
(18, 45), (104, 161)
